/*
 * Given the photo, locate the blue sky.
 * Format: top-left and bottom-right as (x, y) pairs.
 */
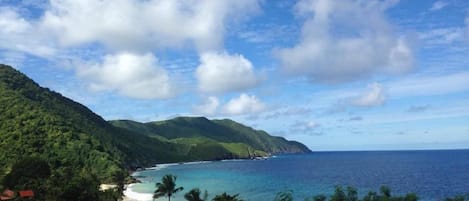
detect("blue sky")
(1, 0), (468, 151)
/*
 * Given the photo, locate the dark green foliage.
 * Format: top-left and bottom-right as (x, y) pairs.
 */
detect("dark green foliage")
(274, 190), (294, 201)
(309, 195), (327, 201)
(363, 191), (379, 201)
(2, 157), (50, 200)
(184, 188), (208, 201)
(153, 174), (184, 201)
(445, 195), (469, 201)
(346, 186), (358, 201)
(54, 172), (101, 201)
(380, 186), (391, 198)
(403, 193), (418, 201)
(212, 192), (243, 201)
(2, 157), (50, 188)
(307, 186), (421, 201)
(330, 186), (346, 201)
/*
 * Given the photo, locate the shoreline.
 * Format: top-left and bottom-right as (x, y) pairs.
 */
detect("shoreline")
(123, 183), (153, 201)
(122, 157), (274, 201)
(122, 161), (218, 201)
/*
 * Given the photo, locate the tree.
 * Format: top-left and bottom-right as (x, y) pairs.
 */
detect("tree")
(274, 190), (293, 201)
(153, 174), (184, 201)
(212, 192), (243, 201)
(362, 191), (378, 201)
(2, 157), (51, 200)
(2, 157), (51, 188)
(331, 186), (346, 201)
(184, 188), (208, 201)
(315, 195), (327, 201)
(380, 186), (391, 198)
(404, 193), (418, 201)
(345, 186), (358, 201)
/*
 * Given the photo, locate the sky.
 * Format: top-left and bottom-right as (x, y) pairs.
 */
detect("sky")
(0, 0), (468, 151)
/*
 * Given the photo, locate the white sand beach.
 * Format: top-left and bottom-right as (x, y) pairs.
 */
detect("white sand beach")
(123, 184), (153, 201)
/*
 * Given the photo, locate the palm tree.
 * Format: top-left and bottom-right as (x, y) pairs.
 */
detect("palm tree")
(184, 188), (208, 201)
(153, 174), (184, 201)
(212, 192), (243, 201)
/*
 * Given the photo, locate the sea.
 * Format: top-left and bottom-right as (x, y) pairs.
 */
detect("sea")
(125, 150), (469, 201)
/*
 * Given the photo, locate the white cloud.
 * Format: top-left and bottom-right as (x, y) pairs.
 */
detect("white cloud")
(276, 0), (413, 83)
(196, 51), (260, 93)
(290, 120), (321, 135)
(303, 120), (319, 129)
(430, 1), (448, 11)
(223, 94), (266, 115)
(419, 28), (464, 45)
(41, 0), (260, 52)
(77, 52), (174, 99)
(193, 96), (220, 116)
(0, 7), (55, 57)
(351, 83), (386, 107)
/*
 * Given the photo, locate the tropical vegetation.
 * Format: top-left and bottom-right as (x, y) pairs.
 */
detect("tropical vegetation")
(0, 64), (309, 200)
(184, 188), (208, 201)
(153, 174), (184, 201)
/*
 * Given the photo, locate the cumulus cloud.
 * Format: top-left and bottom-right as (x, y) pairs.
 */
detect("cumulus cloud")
(350, 83), (386, 107)
(193, 96), (220, 115)
(196, 51), (260, 93)
(41, 0), (260, 52)
(430, 1), (448, 11)
(276, 0), (413, 83)
(77, 52), (174, 99)
(223, 94), (266, 115)
(0, 7), (55, 57)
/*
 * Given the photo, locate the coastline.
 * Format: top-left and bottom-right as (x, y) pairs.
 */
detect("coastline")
(122, 157), (273, 201)
(123, 183), (153, 201)
(122, 161), (213, 201)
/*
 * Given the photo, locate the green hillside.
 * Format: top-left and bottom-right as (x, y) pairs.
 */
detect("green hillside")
(0, 64), (311, 200)
(0, 64), (188, 181)
(110, 117), (311, 157)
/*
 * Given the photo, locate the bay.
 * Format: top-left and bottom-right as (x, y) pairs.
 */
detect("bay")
(128, 150), (469, 201)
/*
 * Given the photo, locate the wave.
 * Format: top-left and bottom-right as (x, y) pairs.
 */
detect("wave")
(123, 184), (153, 201)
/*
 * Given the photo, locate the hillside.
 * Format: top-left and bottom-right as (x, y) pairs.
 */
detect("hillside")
(0, 64), (310, 173)
(0, 64), (188, 182)
(0, 64), (311, 200)
(110, 117), (311, 157)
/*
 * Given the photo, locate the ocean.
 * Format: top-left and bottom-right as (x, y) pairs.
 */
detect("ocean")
(126, 150), (469, 201)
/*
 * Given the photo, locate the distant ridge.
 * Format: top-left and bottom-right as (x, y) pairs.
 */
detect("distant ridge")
(111, 117), (311, 158)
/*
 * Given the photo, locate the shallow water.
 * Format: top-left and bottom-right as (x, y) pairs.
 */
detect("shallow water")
(129, 150), (469, 201)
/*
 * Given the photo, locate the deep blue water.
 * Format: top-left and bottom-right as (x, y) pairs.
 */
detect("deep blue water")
(131, 150), (469, 201)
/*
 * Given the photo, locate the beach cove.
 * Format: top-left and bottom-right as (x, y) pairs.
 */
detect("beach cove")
(123, 150), (469, 201)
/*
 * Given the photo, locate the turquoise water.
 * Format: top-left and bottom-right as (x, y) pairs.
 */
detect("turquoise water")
(130, 150), (469, 201)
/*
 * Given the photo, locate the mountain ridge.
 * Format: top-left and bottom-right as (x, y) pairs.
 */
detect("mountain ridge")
(110, 117), (311, 156)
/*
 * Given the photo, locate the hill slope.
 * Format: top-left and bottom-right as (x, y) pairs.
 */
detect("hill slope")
(110, 117), (311, 157)
(0, 64), (311, 181)
(0, 65), (190, 182)
(0, 64), (311, 200)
